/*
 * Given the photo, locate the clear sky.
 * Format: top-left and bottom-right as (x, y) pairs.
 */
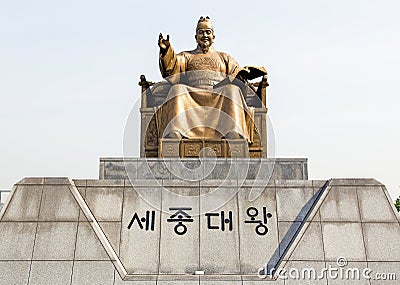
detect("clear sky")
(0, 0), (399, 200)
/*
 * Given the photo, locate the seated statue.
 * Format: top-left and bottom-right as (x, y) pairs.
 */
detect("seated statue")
(156, 16), (266, 144)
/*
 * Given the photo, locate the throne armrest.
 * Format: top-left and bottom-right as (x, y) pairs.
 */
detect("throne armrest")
(139, 75), (154, 93)
(256, 75), (269, 106)
(139, 75), (172, 108)
(139, 75), (154, 108)
(246, 75), (269, 107)
(139, 74), (268, 108)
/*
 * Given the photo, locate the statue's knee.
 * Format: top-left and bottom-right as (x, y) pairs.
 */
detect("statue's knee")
(219, 84), (243, 101)
(169, 84), (188, 95)
(224, 84), (241, 93)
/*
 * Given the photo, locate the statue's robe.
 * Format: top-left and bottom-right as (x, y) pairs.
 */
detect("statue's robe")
(156, 45), (254, 142)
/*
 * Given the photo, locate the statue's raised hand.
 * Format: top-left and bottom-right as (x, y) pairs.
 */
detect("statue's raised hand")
(158, 33), (170, 55)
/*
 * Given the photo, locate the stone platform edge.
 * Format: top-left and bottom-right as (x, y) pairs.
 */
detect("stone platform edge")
(99, 157), (309, 181)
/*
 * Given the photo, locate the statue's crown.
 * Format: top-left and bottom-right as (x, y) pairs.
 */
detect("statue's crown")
(197, 16), (214, 31)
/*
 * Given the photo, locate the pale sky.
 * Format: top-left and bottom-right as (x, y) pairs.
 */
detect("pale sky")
(0, 0), (399, 200)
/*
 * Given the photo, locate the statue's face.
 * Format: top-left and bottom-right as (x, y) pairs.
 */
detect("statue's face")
(195, 22), (214, 49)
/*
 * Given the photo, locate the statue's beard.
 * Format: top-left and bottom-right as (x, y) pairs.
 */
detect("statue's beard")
(199, 41), (211, 53)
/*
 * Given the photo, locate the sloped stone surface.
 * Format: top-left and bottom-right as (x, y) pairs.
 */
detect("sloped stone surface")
(0, 174), (399, 284)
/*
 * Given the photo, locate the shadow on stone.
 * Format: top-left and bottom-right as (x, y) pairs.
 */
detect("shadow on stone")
(263, 180), (330, 276)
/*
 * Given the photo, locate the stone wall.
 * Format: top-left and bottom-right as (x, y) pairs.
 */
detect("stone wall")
(0, 172), (399, 284)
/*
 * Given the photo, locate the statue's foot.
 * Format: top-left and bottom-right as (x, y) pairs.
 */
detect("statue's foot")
(223, 131), (243, 140)
(163, 131), (183, 139)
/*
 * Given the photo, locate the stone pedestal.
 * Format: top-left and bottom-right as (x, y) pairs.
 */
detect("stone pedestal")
(99, 157), (308, 181)
(0, 159), (399, 284)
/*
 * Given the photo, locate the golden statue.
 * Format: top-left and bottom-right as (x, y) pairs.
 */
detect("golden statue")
(156, 16), (266, 144)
